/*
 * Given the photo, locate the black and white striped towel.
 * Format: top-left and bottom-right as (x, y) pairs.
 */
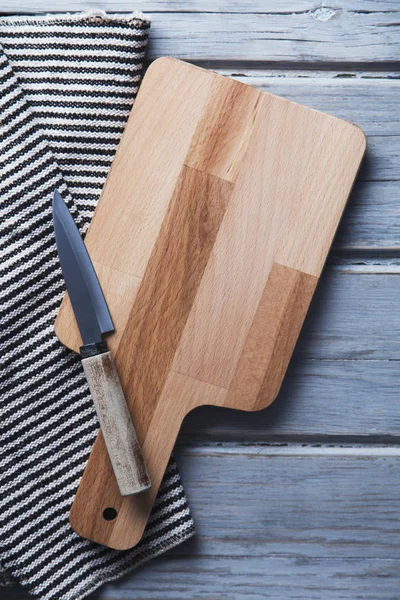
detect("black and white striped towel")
(0, 11), (195, 600)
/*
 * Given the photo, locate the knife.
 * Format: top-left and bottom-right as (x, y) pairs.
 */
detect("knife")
(52, 190), (151, 497)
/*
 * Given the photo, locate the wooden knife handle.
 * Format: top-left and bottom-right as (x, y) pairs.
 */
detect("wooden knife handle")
(81, 344), (151, 496)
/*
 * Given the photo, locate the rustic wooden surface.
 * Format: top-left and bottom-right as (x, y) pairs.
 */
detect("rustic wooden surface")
(3, 1), (400, 598)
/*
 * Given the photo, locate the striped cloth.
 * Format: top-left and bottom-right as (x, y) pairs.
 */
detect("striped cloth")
(0, 11), (194, 600)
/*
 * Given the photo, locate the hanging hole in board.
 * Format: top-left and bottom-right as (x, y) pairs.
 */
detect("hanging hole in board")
(103, 507), (117, 521)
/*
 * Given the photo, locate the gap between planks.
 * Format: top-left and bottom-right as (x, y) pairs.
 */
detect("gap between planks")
(180, 60), (400, 73)
(326, 259), (400, 274)
(175, 443), (400, 457)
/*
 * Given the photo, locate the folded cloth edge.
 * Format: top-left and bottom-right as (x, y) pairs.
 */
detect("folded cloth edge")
(1, 523), (196, 596)
(54, 526), (195, 600)
(0, 10), (151, 27)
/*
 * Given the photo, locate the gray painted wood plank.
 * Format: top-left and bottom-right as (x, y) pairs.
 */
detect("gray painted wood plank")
(141, 10), (399, 64)
(6, 557), (400, 599)
(335, 181), (399, 251)
(356, 136), (397, 182)
(6, 558), (400, 599)
(5, 446), (400, 599)
(181, 359), (400, 441)
(88, 556), (400, 600)
(1, 6), (399, 64)
(4, 1), (399, 13)
(176, 446), (400, 561)
(295, 271), (400, 361)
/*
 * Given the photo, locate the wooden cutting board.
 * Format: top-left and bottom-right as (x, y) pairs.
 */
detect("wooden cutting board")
(55, 57), (366, 549)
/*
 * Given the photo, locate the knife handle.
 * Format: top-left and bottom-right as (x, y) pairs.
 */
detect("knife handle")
(80, 343), (151, 497)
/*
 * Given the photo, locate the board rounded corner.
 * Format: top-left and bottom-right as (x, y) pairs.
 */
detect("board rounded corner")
(340, 119), (367, 159)
(353, 123), (367, 156)
(145, 56), (187, 80)
(254, 382), (283, 412)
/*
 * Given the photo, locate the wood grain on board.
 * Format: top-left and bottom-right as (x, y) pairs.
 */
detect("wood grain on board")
(226, 264), (318, 411)
(55, 57), (365, 549)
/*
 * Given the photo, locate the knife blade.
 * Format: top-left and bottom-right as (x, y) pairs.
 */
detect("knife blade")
(53, 190), (151, 497)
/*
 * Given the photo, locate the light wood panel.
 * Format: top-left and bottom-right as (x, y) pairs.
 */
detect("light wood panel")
(236, 75), (399, 250)
(55, 58), (365, 548)
(234, 76), (399, 138)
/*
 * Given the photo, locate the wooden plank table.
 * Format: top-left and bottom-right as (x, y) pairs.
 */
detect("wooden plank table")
(2, 2), (400, 598)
